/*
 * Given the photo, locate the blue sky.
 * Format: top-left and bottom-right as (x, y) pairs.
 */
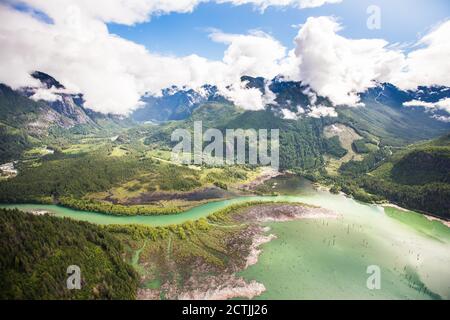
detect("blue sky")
(2, 0), (449, 114)
(108, 0), (450, 60)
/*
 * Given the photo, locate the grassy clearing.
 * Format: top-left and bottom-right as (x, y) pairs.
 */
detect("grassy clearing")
(62, 142), (105, 154)
(23, 146), (53, 158)
(109, 146), (129, 157)
(87, 164), (255, 205)
(323, 124), (364, 175)
(146, 149), (172, 161)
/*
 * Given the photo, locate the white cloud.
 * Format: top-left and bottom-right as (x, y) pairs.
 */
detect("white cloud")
(432, 115), (450, 123)
(221, 80), (277, 110)
(210, 30), (287, 80)
(218, 0), (342, 11)
(17, 0), (341, 26)
(403, 98), (450, 114)
(390, 20), (450, 90)
(30, 88), (62, 102)
(434, 98), (450, 114)
(403, 100), (434, 108)
(0, 2), (295, 114)
(280, 108), (299, 120)
(292, 16), (404, 106)
(222, 85), (267, 110)
(1, 2), (450, 116)
(17, 0), (206, 25)
(289, 17), (450, 108)
(307, 105), (337, 118)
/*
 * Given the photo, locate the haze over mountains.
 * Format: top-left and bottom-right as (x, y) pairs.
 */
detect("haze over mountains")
(2, 70), (449, 218)
(131, 75), (450, 144)
(1, 70), (450, 133)
(1, 70), (449, 166)
(0, 72), (131, 162)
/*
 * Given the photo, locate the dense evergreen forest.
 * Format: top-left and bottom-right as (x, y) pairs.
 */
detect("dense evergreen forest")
(325, 134), (450, 219)
(0, 152), (148, 202)
(0, 209), (138, 299)
(1, 87), (449, 219)
(144, 107), (344, 170)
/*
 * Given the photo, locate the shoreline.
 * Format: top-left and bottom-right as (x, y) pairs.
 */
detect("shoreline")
(383, 203), (450, 228)
(0, 167), (283, 218)
(313, 180), (450, 228)
(138, 203), (339, 300)
(189, 204), (339, 300)
(237, 167), (282, 192)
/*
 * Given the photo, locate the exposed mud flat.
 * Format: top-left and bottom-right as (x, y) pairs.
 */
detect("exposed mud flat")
(29, 210), (52, 216)
(139, 273), (265, 300)
(137, 223), (265, 300)
(234, 203), (339, 223)
(174, 259), (267, 300)
(245, 233), (277, 268)
(137, 203), (339, 300)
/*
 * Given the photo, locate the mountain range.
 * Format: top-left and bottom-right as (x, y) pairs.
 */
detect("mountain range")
(1, 71), (449, 163)
(132, 74), (450, 146)
(0, 71), (449, 218)
(0, 72), (131, 161)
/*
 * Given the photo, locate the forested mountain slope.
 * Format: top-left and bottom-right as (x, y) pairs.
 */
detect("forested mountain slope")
(0, 72), (134, 162)
(331, 134), (450, 219)
(0, 209), (138, 299)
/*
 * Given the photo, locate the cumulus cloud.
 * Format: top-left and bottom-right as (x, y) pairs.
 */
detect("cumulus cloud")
(307, 105), (337, 118)
(289, 17), (450, 108)
(403, 98), (450, 115)
(218, 0), (342, 11)
(280, 108), (299, 119)
(390, 20), (450, 90)
(1, 1), (450, 116)
(222, 79), (277, 110)
(0, 2), (295, 114)
(222, 85), (267, 110)
(210, 30), (287, 80)
(292, 16), (404, 106)
(30, 88), (62, 102)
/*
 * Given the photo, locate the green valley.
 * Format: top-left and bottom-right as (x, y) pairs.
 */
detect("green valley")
(0, 72), (449, 301)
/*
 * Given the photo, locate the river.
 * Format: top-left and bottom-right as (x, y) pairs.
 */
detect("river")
(1, 176), (449, 299)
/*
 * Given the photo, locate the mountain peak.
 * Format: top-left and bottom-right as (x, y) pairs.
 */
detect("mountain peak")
(31, 71), (65, 90)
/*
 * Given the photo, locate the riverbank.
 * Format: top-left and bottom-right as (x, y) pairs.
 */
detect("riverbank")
(237, 168), (282, 192)
(54, 167), (284, 217)
(3, 174), (449, 300)
(382, 203), (450, 227)
(136, 203), (338, 300)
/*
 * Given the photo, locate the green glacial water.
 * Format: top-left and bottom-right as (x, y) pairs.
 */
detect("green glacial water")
(240, 176), (450, 300)
(1, 176), (449, 299)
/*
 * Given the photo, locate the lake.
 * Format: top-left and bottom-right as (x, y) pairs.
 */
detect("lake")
(2, 176), (449, 299)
